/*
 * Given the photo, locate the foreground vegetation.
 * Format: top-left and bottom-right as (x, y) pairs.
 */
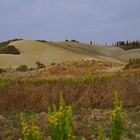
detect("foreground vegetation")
(1, 93), (138, 140)
(0, 72), (140, 139)
(0, 70), (140, 111)
(0, 60), (140, 139)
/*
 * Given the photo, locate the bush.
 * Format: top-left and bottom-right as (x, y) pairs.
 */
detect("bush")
(48, 94), (74, 140)
(16, 65), (28, 72)
(36, 61), (46, 70)
(0, 45), (20, 55)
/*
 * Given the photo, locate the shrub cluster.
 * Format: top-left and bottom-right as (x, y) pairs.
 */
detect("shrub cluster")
(0, 39), (22, 55)
(0, 45), (20, 55)
(16, 65), (28, 72)
(36, 61), (46, 69)
(16, 61), (46, 72)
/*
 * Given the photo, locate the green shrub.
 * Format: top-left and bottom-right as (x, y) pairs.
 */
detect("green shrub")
(48, 94), (74, 140)
(20, 113), (43, 140)
(16, 65), (28, 72)
(0, 45), (20, 55)
(110, 92), (125, 140)
(36, 61), (46, 70)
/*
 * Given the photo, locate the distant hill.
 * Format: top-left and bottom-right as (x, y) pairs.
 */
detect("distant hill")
(0, 40), (140, 67)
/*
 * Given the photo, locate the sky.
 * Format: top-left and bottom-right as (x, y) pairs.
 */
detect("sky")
(0, 0), (140, 45)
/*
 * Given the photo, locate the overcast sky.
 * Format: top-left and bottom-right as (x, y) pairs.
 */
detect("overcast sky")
(0, 0), (140, 44)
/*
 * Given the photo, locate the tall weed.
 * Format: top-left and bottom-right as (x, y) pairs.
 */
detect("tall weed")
(110, 92), (125, 140)
(20, 113), (43, 140)
(48, 94), (74, 140)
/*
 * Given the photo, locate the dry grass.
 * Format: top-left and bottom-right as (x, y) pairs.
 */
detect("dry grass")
(37, 59), (123, 78)
(0, 72), (140, 112)
(0, 60), (139, 112)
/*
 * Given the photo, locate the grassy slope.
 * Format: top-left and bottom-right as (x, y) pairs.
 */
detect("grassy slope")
(48, 41), (127, 64)
(1, 40), (140, 67)
(0, 40), (93, 67)
(116, 48), (140, 61)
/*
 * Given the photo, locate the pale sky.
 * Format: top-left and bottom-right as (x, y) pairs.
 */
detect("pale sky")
(0, 0), (140, 44)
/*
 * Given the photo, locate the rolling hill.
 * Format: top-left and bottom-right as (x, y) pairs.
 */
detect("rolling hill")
(0, 40), (140, 68)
